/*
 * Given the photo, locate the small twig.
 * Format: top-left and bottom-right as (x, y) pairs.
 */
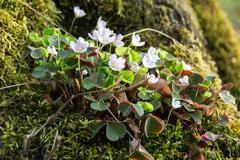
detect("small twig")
(166, 108), (174, 126)
(115, 78), (148, 94)
(107, 109), (154, 159)
(44, 130), (61, 160)
(21, 95), (75, 159)
(0, 80), (60, 91)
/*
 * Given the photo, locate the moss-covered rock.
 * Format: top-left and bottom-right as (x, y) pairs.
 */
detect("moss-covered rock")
(191, 0), (240, 106)
(1, 0), (240, 159)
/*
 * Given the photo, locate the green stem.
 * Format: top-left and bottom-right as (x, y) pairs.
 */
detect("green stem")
(123, 28), (181, 45)
(69, 17), (76, 33)
(78, 54), (81, 78)
(166, 108), (174, 126)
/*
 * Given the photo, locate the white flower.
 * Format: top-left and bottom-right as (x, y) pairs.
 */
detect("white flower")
(146, 73), (159, 84)
(129, 62), (140, 72)
(142, 47), (160, 68)
(88, 27), (116, 45)
(172, 98), (182, 109)
(82, 69), (88, 75)
(70, 37), (89, 53)
(114, 34), (124, 47)
(183, 62), (192, 71)
(179, 75), (189, 86)
(97, 17), (107, 28)
(47, 46), (57, 55)
(74, 6), (86, 18)
(131, 33), (145, 47)
(108, 54), (126, 71)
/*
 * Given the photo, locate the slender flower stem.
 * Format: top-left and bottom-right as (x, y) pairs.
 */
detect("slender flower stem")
(69, 17), (76, 33)
(166, 108), (174, 126)
(123, 28), (181, 45)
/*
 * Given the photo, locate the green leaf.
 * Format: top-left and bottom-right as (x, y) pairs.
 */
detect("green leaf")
(32, 66), (48, 78)
(174, 62), (183, 73)
(115, 47), (129, 56)
(83, 95), (96, 102)
(167, 75), (177, 83)
(91, 123), (105, 138)
(185, 89), (204, 103)
(144, 114), (164, 137)
(30, 47), (48, 59)
(137, 101), (154, 112)
(118, 103), (131, 117)
(133, 104), (144, 117)
(150, 100), (161, 111)
(90, 102), (110, 111)
(58, 50), (74, 59)
(119, 70), (134, 84)
(189, 73), (204, 85)
(190, 110), (203, 124)
(32, 64), (58, 78)
(60, 58), (77, 71)
(172, 83), (181, 94)
(138, 92), (152, 101)
(199, 80), (212, 88)
(182, 102), (195, 112)
(90, 72), (106, 87)
(43, 28), (55, 36)
(129, 49), (141, 62)
(48, 35), (67, 46)
(219, 90), (236, 105)
(82, 77), (95, 90)
(106, 122), (127, 141)
(203, 91), (212, 99)
(29, 32), (40, 42)
(138, 67), (148, 76)
(204, 76), (216, 82)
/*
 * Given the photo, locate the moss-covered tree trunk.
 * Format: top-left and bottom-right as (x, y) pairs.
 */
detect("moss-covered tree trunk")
(1, 0), (240, 159)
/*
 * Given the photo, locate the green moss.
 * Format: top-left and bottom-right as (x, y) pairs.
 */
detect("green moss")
(191, 0), (240, 105)
(0, 0), (59, 107)
(1, 0), (240, 159)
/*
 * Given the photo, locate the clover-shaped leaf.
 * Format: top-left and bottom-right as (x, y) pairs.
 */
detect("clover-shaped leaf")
(90, 102), (110, 111)
(133, 104), (144, 117)
(118, 103), (132, 117)
(219, 90), (236, 105)
(115, 47), (129, 56)
(190, 110), (203, 124)
(144, 114), (164, 137)
(137, 101), (154, 112)
(30, 47), (48, 59)
(189, 73), (204, 85)
(106, 122), (127, 141)
(119, 70), (134, 84)
(91, 122), (105, 138)
(82, 77), (95, 90)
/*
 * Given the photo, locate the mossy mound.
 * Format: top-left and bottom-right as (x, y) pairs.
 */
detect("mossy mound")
(55, 0), (218, 76)
(0, 0), (59, 107)
(191, 0), (240, 106)
(1, 0), (240, 159)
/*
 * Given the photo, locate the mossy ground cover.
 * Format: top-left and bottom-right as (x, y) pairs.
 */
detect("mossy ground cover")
(1, 0), (240, 159)
(191, 0), (240, 106)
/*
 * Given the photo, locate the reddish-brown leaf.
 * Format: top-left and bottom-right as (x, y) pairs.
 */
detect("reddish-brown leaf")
(181, 70), (193, 76)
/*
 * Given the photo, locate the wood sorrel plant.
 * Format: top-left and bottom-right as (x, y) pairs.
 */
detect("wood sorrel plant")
(28, 17), (236, 159)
